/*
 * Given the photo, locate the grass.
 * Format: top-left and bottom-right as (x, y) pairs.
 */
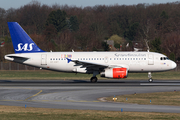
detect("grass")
(0, 70), (179, 80)
(106, 91), (180, 106)
(0, 105), (180, 120)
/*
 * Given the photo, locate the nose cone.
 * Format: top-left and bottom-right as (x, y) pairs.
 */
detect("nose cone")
(172, 61), (177, 69)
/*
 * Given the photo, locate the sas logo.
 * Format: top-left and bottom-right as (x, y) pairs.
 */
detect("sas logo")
(15, 43), (34, 51)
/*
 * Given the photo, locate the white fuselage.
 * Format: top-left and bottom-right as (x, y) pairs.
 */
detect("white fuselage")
(5, 51), (176, 73)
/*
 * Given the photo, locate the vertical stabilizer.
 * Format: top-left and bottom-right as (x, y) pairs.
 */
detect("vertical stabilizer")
(8, 22), (44, 53)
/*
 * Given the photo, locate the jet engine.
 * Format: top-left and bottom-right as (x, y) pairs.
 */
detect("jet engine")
(100, 68), (128, 78)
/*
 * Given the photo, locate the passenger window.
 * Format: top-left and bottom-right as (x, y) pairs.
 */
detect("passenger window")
(94, 58), (96, 60)
(97, 58), (99, 60)
(133, 58), (135, 60)
(114, 58), (116, 60)
(119, 58), (121, 60)
(144, 58), (146, 60)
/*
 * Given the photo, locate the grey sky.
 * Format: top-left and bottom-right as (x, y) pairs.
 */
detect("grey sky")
(0, 0), (179, 10)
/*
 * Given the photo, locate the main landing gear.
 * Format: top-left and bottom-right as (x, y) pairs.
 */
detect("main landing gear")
(90, 77), (98, 83)
(148, 72), (153, 82)
(90, 71), (98, 83)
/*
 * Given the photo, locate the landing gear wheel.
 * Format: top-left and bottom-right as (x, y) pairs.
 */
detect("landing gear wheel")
(148, 72), (153, 82)
(90, 77), (98, 83)
(148, 78), (153, 82)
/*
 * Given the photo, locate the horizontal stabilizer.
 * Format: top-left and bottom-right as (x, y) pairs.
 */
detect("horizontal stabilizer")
(5, 55), (29, 62)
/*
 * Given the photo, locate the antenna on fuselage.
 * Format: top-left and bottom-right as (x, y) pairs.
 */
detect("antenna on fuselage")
(144, 39), (150, 52)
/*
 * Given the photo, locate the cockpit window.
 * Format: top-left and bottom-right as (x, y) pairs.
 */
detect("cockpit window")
(160, 57), (169, 60)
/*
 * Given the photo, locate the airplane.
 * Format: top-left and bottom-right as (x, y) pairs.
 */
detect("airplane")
(4, 22), (177, 82)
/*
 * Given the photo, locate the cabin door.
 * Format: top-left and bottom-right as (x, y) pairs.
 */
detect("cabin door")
(41, 54), (47, 65)
(148, 54), (154, 65)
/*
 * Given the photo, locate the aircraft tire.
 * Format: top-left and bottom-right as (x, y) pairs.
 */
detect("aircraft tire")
(148, 78), (153, 82)
(90, 77), (97, 83)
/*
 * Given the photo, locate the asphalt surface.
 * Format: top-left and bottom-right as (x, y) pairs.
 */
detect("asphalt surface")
(0, 79), (180, 113)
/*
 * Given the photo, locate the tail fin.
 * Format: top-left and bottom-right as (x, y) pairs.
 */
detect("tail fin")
(8, 22), (44, 53)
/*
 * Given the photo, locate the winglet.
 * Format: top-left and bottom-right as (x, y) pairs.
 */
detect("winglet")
(8, 22), (45, 53)
(66, 58), (72, 63)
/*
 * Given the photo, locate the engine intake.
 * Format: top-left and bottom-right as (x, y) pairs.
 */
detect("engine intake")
(100, 68), (128, 78)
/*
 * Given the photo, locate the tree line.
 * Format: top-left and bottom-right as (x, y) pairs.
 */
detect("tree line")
(0, 1), (180, 62)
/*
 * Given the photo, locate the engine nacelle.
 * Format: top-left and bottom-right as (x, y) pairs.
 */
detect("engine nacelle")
(100, 68), (128, 78)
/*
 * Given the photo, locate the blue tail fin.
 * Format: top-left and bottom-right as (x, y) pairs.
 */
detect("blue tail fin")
(8, 22), (44, 53)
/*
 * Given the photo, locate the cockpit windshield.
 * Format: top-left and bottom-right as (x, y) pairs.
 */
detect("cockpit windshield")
(160, 57), (169, 60)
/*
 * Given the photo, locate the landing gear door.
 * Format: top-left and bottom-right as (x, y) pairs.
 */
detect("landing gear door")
(148, 54), (154, 65)
(41, 54), (47, 65)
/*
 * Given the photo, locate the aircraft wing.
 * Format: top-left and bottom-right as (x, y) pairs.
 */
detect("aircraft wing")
(72, 59), (109, 68)
(67, 58), (128, 71)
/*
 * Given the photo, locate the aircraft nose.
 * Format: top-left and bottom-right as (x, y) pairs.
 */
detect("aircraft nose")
(172, 61), (177, 69)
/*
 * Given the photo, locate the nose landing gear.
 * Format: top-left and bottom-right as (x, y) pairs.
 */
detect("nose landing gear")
(148, 72), (153, 82)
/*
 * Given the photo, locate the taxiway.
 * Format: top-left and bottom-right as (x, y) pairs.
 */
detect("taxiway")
(0, 79), (180, 113)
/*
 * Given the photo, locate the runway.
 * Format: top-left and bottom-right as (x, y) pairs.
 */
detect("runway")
(1, 79), (180, 113)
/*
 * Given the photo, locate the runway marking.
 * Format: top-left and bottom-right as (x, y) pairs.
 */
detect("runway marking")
(25, 90), (42, 101)
(140, 83), (180, 86)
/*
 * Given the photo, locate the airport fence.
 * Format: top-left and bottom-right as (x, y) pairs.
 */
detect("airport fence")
(0, 62), (39, 70)
(0, 62), (180, 71)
